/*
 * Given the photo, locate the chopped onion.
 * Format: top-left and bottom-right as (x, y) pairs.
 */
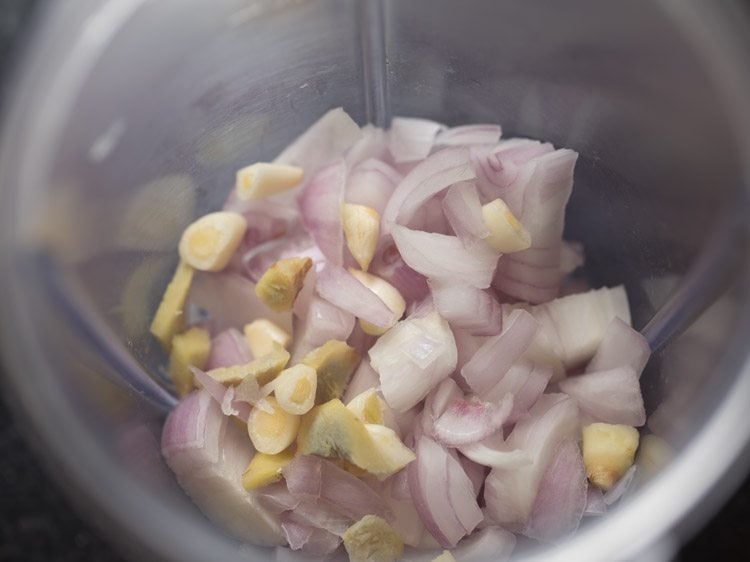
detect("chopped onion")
(316, 265), (396, 330)
(223, 196), (299, 250)
(421, 378), (464, 437)
(346, 158), (401, 215)
(583, 485), (608, 516)
(388, 117), (444, 163)
(370, 311), (457, 412)
(161, 390), (284, 545)
(471, 139), (554, 199)
(283, 455), (390, 521)
(190, 367), (253, 422)
(343, 359), (380, 403)
(382, 474), (429, 547)
(274, 107), (362, 175)
(280, 519), (341, 555)
(297, 159), (346, 265)
(371, 243), (430, 305)
(205, 328), (252, 370)
(529, 285), (631, 369)
(291, 295), (355, 363)
(492, 149), (578, 303)
(461, 309), (539, 394)
(441, 182), (490, 246)
(603, 465), (638, 505)
(391, 225), (499, 289)
(483, 394), (580, 528)
(431, 282), (503, 336)
(485, 361), (553, 423)
(408, 436), (482, 547)
(345, 124), (389, 167)
(459, 454), (487, 498)
(435, 124), (502, 147)
(433, 394), (514, 447)
(524, 439), (587, 543)
(451, 527), (516, 562)
(383, 147), (475, 231)
(559, 366), (646, 427)
(586, 317), (651, 377)
(458, 432), (532, 470)
(188, 272), (292, 334)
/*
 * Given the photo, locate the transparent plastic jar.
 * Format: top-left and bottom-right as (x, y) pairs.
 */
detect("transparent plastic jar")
(0, 1), (748, 560)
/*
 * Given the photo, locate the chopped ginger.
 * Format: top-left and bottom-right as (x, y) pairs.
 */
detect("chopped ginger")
(342, 515), (404, 562)
(178, 211), (246, 271)
(300, 340), (360, 403)
(583, 422), (639, 490)
(168, 327), (211, 396)
(247, 396), (300, 455)
(255, 257), (313, 313)
(242, 447), (295, 490)
(207, 346), (290, 386)
(149, 261), (195, 351)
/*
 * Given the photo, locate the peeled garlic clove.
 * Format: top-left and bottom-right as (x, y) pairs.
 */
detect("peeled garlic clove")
(272, 364), (317, 415)
(481, 198), (531, 253)
(236, 162), (304, 201)
(343, 203), (380, 271)
(348, 269), (406, 336)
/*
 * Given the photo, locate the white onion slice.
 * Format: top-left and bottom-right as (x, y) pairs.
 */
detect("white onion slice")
(242, 232), (324, 283)
(603, 465), (638, 505)
(583, 485), (608, 516)
(297, 159), (346, 265)
(383, 147), (475, 231)
(371, 243), (431, 305)
(370, 311), (457, 412)
(451, 527), (516, 562)
(388, 117), (444, 163)
(345, 124), (388, 167)
(316, 265), (396, 329)
(483, 394), (580, 528)
(274, 107), (362, 175)
(408, 436), (482, 547)
(431, 282), (503, 336)
(205, 328), (252, 370)
(471, 139), (554, 199)
(435, 124), (502, 147)
(280, 519), (341, 556)
(291, 295), (355, 363)
(161, 390), (284, 545)
(458, 454), (487, 498)
(458, 432), (532, 470)
(190, 367), (253, 422)
(346, 158), (401, 215)
(391, 225), (499, 289)
(559, 366), (646, 427)
(342, 358), (380, 403)
(485, 361), (553, 423)
(441, 181), (490, 246)
(586, 317), (651, 377)
(433, 394), (514, 447)
(523, 438), (587, 543)
(492, 149), (578, 303)
(421, 378), (464, 437)
(530, 285), (631, 369)
(461, 309), (539, 394)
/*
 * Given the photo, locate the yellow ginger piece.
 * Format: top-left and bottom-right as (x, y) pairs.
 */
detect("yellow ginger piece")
(168, 327), (211, 396)
(247, 396), (300, 455)
(149, 261), (195, 351)
(236, 162), (304, 201)
(271, 364), (318, 415)
(256, 257), (313, 313)
(244, 319), (292, 358)
(432, 551), (456, 562)
(342, 515), (404, 562)
(207, 346), (290, 386)
(242, 447), (295, 491)
(481, 198), (531, 253)
(300, 340), (360, 403)
(297, 399), (412, 478)
(343, 203), (380, 271)
(364, 424), (415, 472)
(583, 422), (640, 490)
(348, 269), (406, 336)
(178, 211), (247, 272)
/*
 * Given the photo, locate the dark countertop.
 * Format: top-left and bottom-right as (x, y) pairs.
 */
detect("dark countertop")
(1, 2), (749, 561)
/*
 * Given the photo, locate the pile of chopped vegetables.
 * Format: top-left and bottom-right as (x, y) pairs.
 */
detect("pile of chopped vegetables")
(152, 108), (651, 561)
